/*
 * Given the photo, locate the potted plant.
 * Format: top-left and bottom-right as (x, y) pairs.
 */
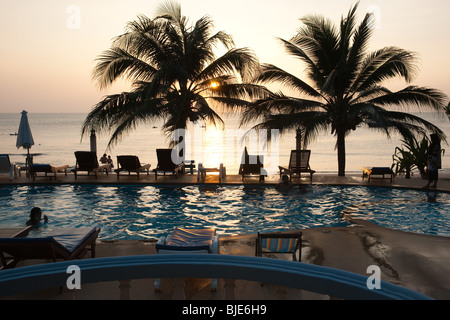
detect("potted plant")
(392, 136), (433, 179)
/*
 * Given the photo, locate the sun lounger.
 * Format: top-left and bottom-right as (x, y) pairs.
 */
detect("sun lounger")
(153, 149), (185, 180)
(29, 164), (69, 181)
(0, 154), (20, 181)
(155, 227), (219, 290)
(115, 155), (151, 179)
(73, 151), (110, 179)
(279, 150), (315, 182)
(255, 232), (302, 261)
(0, 227), (100, 269)
(362, 166), (394, 182)
(238, 147), (266, 182)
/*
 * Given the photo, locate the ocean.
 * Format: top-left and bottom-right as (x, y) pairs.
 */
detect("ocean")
(1, 112), (449, 176)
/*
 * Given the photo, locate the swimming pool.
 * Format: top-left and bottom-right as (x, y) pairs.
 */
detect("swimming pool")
(0, 184), (449, 239)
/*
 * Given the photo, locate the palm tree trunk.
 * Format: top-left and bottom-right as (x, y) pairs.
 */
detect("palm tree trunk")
(337, 129), (346, 176)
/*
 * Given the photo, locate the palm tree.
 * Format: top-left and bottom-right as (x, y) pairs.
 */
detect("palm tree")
(82, 1), (265, 150)
(242, 2), (448, 176)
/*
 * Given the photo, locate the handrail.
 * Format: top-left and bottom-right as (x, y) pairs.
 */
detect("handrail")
(0, 254), (431, 300)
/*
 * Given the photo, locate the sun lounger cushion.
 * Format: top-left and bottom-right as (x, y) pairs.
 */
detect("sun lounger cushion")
(40, 228), (97, 253)
(30, 164), (52, 172)
(4, 227), (98, 254)
(156, 228), (215, 252)
(370, 167), (393, 174)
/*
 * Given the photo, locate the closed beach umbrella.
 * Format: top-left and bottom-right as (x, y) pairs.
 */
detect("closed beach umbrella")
(16, 110), (35, 167)
(16, 110), (34, 150)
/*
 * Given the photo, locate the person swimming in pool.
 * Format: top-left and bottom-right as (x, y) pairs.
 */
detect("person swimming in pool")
(26, 207), (48, 228)
(275, 175), (294, 193)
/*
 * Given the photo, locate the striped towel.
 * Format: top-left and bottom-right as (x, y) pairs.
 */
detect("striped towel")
(260, 237), (296, 253)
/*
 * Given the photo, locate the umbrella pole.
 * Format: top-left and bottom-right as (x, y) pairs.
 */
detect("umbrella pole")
(26, 148), (33, 177)
(296, 129), (302, 179)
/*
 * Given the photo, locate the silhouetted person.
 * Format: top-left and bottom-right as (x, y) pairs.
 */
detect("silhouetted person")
(276, 175), (293, 192)
(424, 134), (441, 189)
(26, 207), (48, 228)
(100, 154), (108, 164)
(107, 155), (114, 168)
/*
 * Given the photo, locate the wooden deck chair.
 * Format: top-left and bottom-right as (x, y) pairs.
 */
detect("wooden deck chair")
(362, 167), (394, 182)
(152, 149), (185, 180)
(0, 154), (20, 181)
(238, 147), (266, 182)
(155, 228), (219, 290)
(73, 151), (110, 179)
(29, 164), (69, 181)
(255, 232), (302, 262)
(115, 155), (151, 179)
(0, 227), (100, 269)
(279, 150), (316, 182)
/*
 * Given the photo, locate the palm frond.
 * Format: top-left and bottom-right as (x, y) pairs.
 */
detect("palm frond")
(294, 14), (340, 75)
(241, 92), (324, 127)
(195, 48), (259, 84)
(156, 0), (186, 27)
(358, 106), (447, 143)
(349, 86), (392, 104)
(254, 63), (323, 98)
(92, 48), (158, 90)
(342, 12), (374, 96)
(210, 83), (271, 102)
(277, 38), (323, 87)
(82, 91), (165, 147)
(370, 86), (448, 112)
(338, 2), (359, 59)
(351, 47), (419, 93)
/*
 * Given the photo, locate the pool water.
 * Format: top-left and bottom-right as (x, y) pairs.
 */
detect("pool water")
(0, 184), (449, 240)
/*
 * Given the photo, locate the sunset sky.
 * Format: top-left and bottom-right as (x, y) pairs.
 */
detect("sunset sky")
(0, 0), (449, 113)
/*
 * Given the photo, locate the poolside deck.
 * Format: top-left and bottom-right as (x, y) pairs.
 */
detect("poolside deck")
(1, 172), (450, 300)
(3, 168), (450, 191)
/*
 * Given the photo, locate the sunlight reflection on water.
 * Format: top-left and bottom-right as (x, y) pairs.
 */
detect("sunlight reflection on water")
(0, 184), (449, 240)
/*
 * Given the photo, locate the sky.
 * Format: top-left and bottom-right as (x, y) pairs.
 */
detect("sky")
(0, 0), (449, 114)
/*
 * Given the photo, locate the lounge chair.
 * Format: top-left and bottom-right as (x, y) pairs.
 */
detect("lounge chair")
(255, 232), (302, 262)
(0, 154), (20, 181)
(238, 147), (266, 182)
(115, 155), (151, 180)
(73, 151), (110, 179)
(29, 164), (69, 181)
(362, 167), (394, 182)
(155, 227), (219, 290)
(0, 227), (100, 269)
(152, 149), (185, 180)
(279, 150), (316, 182)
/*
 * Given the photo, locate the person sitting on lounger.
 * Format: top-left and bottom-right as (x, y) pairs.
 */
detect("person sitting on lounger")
(26, 207), (48, 228)
(100, 154), (108, 164)
(276, 175), (294, 193)
(107, 155), (114, 169)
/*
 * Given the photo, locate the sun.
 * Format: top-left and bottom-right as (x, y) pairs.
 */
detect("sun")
(210, 81), (219, 89)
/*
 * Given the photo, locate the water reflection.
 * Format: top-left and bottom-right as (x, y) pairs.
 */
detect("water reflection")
(0, 185), (449, 239)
